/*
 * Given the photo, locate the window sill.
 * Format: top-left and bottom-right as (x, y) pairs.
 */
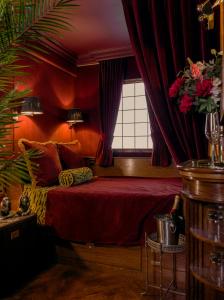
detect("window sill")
(113, 149), (152, 158)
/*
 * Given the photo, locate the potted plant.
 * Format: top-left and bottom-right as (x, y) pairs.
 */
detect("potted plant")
(0, 0), (78, 201)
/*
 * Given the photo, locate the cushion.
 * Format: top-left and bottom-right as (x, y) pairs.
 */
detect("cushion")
(59, 167), (93, 187)
(18, 139), (62, 187)
(57, 140), (85, 170)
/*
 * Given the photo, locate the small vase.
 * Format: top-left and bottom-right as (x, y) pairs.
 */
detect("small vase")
(205, 112), (220, 167)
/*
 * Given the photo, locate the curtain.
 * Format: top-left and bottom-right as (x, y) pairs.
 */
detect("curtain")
(122, 0), (218, 164)
(146, 92), (171, 166)
(96, 58), (126, 166)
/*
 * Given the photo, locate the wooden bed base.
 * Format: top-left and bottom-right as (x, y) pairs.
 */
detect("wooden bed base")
(55, 240), (186, 290)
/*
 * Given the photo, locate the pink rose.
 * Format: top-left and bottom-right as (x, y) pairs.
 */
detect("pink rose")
(179, 94), (193, 113)
(169, 78), (185, 98)
(196, 79), (212, 97)
(190, 64), (201, 79)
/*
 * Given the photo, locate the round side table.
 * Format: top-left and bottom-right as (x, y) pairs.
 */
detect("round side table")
(143, 232), (186, 299)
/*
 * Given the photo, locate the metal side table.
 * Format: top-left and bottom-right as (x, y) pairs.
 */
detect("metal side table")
(143, 232), (186, 299)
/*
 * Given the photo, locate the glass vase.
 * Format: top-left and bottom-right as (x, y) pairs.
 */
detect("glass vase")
(205, 112), (220, 168)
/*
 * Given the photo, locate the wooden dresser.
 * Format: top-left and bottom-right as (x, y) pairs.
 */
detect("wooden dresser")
(178, 161), (224, 300)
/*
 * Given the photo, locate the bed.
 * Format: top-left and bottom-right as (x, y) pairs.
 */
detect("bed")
(18, 139), (184, 281)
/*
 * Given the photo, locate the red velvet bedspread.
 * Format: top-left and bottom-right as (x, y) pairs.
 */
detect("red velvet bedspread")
(45, 177), (182, 246)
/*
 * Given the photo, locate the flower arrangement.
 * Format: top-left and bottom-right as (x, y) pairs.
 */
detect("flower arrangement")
(169, 49), (222, 113)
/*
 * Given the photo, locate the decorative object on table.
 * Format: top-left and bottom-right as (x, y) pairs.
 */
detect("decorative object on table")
(155, 214), (179, 245)
(205, 111), (220, 167)
(207, 205), (224, 241)
(17, 195), (30, 216)
(169, 49), (223, 166)
(155, 195), (184, 246)
(0, 196), (11, 216)
(219, 125), (224, 163)
(169, 49), (222, 113)
(169, 194), (185, 235)
(209, 250), (224, 286)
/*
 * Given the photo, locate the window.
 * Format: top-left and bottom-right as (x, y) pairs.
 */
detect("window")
(112, 80), (153, 151)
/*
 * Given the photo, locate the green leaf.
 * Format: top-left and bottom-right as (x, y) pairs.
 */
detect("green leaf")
(0, 0), (78, 191)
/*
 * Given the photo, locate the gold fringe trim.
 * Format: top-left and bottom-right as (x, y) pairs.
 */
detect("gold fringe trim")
(22, 185), (57, 224)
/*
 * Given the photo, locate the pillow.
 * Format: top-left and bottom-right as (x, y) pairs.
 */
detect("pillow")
(18, 139), (62, 187)
(57, 140), (85, 170)
(59, 167), (93, 187)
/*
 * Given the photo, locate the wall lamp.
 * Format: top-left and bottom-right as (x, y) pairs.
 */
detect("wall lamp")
(21, 96), (43, 116)
(66, 108), (84, 127)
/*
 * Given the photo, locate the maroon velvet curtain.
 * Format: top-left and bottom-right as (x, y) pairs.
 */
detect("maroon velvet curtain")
(146, 92), (171, 166)
(96, 58), (126, 166)
(122, 0), (218, 164)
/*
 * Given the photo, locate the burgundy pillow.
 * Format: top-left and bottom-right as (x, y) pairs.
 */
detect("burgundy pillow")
(57, 141), (85, 170)
(18, 139), (62, 187)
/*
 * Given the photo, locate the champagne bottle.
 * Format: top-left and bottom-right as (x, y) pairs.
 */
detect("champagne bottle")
(170, 195), (185, 235)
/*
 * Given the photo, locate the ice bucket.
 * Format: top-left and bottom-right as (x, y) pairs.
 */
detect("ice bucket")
(155, 214), (179, 245)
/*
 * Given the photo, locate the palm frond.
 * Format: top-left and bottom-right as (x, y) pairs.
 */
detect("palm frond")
(0, 0), (78, 92)
(0, 0), (78, 190)
(0, 0), (79, 53)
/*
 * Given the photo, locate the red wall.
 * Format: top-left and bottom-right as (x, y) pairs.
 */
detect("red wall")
(14, 56), (138, 157)
(14, 58), (79, 150)
(75, 64), (101, 156)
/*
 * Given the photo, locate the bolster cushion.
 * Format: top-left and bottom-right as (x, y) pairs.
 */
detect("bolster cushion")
(59, 167), (93, 187)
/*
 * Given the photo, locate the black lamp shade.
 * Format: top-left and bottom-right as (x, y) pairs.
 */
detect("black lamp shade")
(21, 97), (43, 116)
(67, 108), (84, 124)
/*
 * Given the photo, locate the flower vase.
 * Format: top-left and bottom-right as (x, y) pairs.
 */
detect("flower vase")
(205, 112), (220, 167)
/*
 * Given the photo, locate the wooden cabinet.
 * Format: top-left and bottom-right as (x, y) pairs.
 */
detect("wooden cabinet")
(0, 213), (57, 298)
(0, 214), (37, 297)
(178, 161), (224, 299)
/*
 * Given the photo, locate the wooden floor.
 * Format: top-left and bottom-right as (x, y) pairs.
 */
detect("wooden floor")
(4, 262), (186, 300)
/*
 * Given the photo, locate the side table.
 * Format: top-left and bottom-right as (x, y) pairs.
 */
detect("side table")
(143, 232), (186, 299)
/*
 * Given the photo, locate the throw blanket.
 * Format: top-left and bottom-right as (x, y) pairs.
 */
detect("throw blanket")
(22, 185), (57, 224)
(45, 177), (182, 246)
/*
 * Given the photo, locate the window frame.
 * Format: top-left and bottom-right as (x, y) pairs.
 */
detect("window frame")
(112, 79), (152, 157)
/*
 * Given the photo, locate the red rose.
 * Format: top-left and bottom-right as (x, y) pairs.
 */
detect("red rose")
(179, 94), (193, 113)
(169, 78), (185, 98)
(190, 63), (202, 79)
(196, 79), (212, 97)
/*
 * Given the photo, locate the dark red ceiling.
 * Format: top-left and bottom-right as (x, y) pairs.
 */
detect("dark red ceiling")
(58, 0), (132, 64)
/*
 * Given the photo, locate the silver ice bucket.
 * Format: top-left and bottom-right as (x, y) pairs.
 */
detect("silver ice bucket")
(155, 214), (179, 245)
